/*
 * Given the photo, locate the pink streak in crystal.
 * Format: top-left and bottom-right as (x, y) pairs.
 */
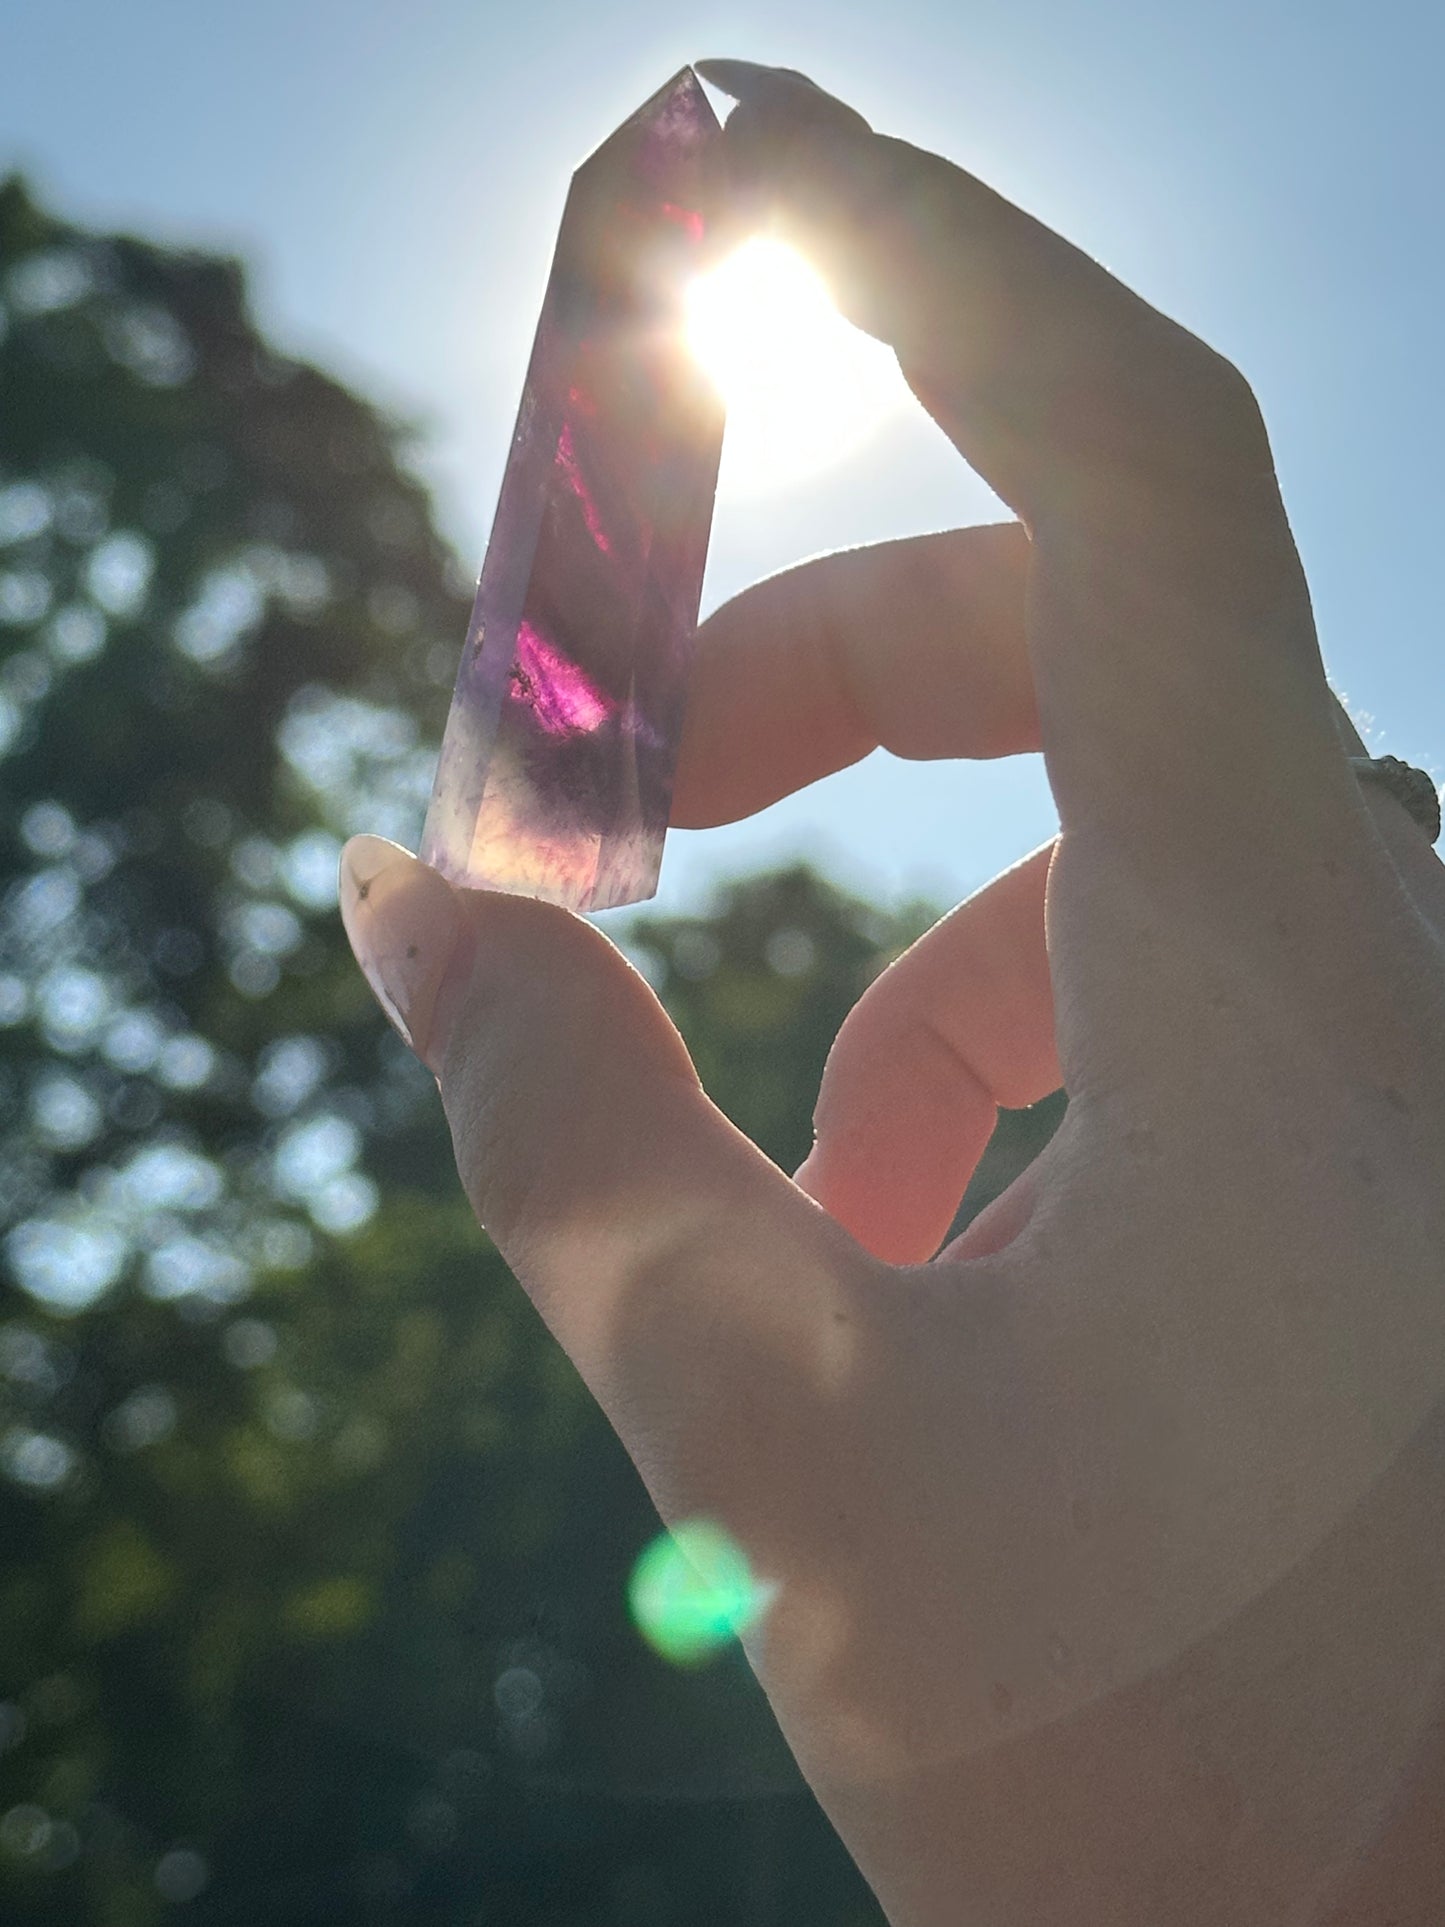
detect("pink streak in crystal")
(659, 201), (705, 241)
(511, 620), (615, 734)
(418, 68), (723, 911)
(554, 422), (613, 553)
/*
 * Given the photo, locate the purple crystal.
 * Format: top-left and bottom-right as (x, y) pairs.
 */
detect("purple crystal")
(420, 68), (725, 911)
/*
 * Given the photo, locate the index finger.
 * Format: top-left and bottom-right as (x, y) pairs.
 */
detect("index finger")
(696, 61), (1379, 896)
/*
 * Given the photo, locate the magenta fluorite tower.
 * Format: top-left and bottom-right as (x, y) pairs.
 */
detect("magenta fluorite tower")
(420, 69), (725, 910)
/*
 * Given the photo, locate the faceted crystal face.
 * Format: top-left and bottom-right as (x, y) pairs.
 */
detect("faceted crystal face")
(420, 69), (725, 911)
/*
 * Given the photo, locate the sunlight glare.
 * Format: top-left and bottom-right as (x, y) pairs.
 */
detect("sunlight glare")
(685, 238), (908, 496)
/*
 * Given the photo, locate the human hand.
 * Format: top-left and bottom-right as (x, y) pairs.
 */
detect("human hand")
(340, 62), (1445, 1927)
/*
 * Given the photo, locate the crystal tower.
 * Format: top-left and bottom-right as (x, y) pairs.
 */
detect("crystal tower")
(420, 69), (725, 911)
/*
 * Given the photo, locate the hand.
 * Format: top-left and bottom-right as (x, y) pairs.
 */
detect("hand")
(340, 62), (1445, 1927)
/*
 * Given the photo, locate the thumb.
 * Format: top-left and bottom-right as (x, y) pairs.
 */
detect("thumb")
(337, 837), (859, 1473)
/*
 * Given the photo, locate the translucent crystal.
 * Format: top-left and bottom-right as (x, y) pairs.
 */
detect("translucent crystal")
(420, 68), (725, 910)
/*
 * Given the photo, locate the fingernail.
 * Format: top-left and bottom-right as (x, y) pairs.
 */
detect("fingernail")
(338, 835), (466, 1066)
(696, 60), (868, 133)
(792, 1145), (824, 1198)
(695, 59), (822, 102)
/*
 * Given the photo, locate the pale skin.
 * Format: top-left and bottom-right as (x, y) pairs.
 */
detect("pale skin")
(339, 59), (1445, 1926)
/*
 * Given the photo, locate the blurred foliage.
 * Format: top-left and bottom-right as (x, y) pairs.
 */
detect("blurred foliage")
(0, 177), (1061, 1924)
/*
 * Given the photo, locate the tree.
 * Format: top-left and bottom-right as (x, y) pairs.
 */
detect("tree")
(0, 178), (1059, 1924)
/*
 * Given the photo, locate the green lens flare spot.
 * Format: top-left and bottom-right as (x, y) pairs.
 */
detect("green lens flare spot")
(628, 1519), (764, 1666)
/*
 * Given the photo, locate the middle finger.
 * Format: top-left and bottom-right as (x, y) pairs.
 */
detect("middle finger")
(672, 520), (1037, 828)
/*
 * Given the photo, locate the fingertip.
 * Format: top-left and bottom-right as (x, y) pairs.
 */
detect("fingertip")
(695, 58), (823, 100)
(339, 835), (468, 1068)
(791, 1146), (821, 1199)
(793, 1139), (956, 1267)
(696, 58), (872, 163)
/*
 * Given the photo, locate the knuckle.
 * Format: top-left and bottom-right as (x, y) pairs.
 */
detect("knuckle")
(1180, 344), (1271, 460)
(1032, 330), (1284, 541)
(1135, 333), (1275, 493)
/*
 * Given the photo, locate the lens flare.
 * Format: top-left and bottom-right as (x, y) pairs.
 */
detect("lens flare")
(628, 1519), (765, 1665)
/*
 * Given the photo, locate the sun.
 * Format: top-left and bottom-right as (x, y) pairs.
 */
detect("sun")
(684, 237), (909, 496)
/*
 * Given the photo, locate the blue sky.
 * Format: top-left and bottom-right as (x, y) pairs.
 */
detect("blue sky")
(4, 0), (1442, 916)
